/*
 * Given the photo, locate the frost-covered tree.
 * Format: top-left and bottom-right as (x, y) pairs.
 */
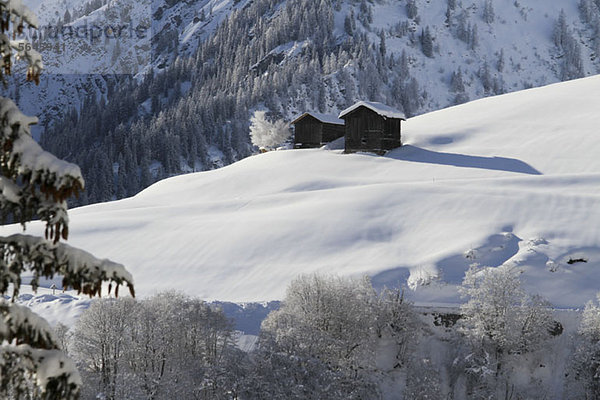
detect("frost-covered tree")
(249, 110), (290, 150)
(456, 11), (470, 43)
(262, 274), (378, 371)
(554, 9), (569, 48)
(569, 294), (600, 398)
(72, 298), (136, 400)
(259, 274), (420, 397)
(483, 0), (495, 24)
(450, 67), (469, 104)
(406, 0), (418, 19)
(379, 30), (386, 57)
(459, 265), (554, 397)
(497, 48), (506, 72)
(480, 61), (493, 94)
(560, 33), (585, 80)
(72, 293), (239, 400)
(552, 9), (585, 80)
(420, 26), (434, 58)
(259, 274), (379, 397)
(470, 24), (479, 50)
(0, 1), (134, 398)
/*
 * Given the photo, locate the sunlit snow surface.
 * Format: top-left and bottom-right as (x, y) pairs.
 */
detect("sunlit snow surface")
(4, 76), (600, 308)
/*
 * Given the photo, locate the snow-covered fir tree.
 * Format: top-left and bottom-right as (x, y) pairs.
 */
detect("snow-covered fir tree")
(0, 1), (134, 398)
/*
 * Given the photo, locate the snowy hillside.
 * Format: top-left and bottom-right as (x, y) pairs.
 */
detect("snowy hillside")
(5, 75), (600, 308)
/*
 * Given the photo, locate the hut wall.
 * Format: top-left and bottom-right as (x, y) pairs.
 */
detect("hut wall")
(344, 107), (385, 152)
(322, 123), (345, 143)
(381, 118), (402, 150)
(294, 116), (323, 148)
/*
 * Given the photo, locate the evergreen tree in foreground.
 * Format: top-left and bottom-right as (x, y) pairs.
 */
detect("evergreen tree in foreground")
(0, 1), (134, 398)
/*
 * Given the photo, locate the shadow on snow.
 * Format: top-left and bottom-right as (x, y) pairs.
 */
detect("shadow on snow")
(387, 145), (542, 175)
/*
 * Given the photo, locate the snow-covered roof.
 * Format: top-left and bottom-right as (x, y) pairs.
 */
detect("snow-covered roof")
(291, 112), (344, 125)
(339, 101), (406, 120)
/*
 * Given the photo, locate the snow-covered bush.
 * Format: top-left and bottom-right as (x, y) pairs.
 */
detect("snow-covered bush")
(0, 2), (134, 397)
(249, 110), (290, 150)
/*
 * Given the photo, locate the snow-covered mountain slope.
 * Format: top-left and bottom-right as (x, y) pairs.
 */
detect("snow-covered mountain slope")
(5, 75), (600, 308)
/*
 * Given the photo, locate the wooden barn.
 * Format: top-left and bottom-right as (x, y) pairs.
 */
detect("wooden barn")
(291, 112), (345, 148)
(339, 101), (406, 154)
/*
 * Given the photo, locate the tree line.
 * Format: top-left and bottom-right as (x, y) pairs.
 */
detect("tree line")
(55, 268), (600, 399)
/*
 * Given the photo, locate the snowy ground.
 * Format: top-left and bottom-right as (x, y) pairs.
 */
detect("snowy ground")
(3, 76), (600, 314)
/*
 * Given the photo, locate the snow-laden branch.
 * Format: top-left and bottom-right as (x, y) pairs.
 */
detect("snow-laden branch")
(10, 40), (42, 83)
(0, 344), (80, 399)
(0, 300), (58, 348)
(0, 97), (83, 241)
(0, 302), (81, 398)
(0, 97), (82, 193)
(0, 0), (39, 28)
(0, 234), (134, 298)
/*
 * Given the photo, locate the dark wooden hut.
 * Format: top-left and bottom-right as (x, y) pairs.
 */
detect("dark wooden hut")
(291, 112), (345, 148)
(339, 101), (406, 154)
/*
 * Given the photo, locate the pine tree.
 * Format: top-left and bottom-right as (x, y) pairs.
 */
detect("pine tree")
(578, 0), (592, 24)
(406, 0), (418, 19)
(497, 48), (506, 72)
(470, 23), (479, 49)
(379, 30), (386, 57)
(483, 0), (495, 24)
(480, 61), (493, 94)
(445, 4), (453, 26)
(0, 2), (134, 398)
(554, 9), (569, 49)
(344, 13), (353, 36)
(420, 26), (434, 58)
(456, 11), (470, 42)
(450, 67), (469, 104)
(63, 9), (72, 24)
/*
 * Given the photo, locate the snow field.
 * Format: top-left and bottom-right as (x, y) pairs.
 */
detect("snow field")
(3, 75), (600, 309)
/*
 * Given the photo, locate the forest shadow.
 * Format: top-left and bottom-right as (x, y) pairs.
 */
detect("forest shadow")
(387, 145), (542, 175)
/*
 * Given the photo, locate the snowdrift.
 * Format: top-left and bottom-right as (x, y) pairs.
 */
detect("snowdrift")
(6, 76), (600, 307)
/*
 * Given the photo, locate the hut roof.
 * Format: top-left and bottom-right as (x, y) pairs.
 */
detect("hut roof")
(339, 101), (406, 120)
(291, 112), (344, 125)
